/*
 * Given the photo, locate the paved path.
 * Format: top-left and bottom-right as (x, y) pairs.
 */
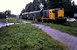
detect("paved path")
(32, 24), (77, 50)
(0, 21), (32, 28)
(0, 23), (14, 28)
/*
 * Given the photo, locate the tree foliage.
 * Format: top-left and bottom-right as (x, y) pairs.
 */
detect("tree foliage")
(4, 10), (11, 17)
(21, 0), (77, 17)
(21, 0), (47, 13)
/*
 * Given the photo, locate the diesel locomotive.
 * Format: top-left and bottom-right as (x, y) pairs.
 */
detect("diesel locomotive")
(21, 8), (66, 23)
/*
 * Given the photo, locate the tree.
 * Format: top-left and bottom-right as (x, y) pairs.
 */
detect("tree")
(47, 0), (65, 8)
(21, 0), (76, 18)
(63, 0), (75, 17)
(4, 10), (11, 17)
(25, 2), (34, 12)
(47, 0), (76, 17)
(21, 9), (26, 13)
(21, 0), (47, 13)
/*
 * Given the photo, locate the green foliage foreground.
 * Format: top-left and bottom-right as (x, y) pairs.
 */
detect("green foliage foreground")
(0, 24), (64, 50)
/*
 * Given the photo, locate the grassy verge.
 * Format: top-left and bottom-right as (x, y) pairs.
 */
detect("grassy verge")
(0, 19), (6, 23)
(6, 17), (32, 23)
(6, 17), (21, 23)
(65, 21), (77, 27)
(0, 24), (64, 50)
(41, 21), (77, 37)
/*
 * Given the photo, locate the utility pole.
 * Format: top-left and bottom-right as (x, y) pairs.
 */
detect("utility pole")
(20, 13), (22, 24)
(6, 16), (8, 24)
(39, 3), (44, 22)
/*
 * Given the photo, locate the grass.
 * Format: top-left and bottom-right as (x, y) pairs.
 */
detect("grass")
(65, 21), (77, 27)
(0, 19), (6, 23)
(0, 24), (64, 50)
(41, 21), (77, 37)
(6, 17), (21, 23)
(0, 17), (20, 23)
(6, 17), (32, 23)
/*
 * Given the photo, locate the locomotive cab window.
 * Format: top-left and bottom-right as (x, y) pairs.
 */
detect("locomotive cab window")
(50, 11), (52, 13)
(52, 11), (55, 13)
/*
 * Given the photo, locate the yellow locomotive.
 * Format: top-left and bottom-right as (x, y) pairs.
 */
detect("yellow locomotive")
(22, 8), (66, 23)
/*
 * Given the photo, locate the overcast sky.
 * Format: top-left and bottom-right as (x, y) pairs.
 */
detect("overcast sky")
(0, 0), (77, 15)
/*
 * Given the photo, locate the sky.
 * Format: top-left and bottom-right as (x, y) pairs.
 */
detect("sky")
(0, 0), (33, 15)
(0, 0), (77, 15)
(73, 0), (77, 4)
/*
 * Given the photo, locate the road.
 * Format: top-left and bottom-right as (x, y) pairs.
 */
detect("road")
(32, 24), (77, 50)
